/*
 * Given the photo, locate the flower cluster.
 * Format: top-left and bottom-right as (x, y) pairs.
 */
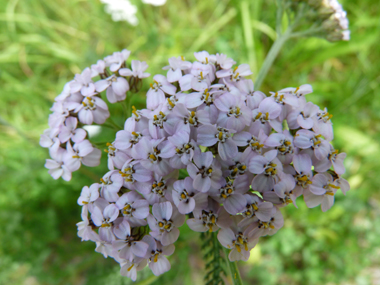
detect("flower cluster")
(61, 50), (350, 281)
(40, 49), (149, 181)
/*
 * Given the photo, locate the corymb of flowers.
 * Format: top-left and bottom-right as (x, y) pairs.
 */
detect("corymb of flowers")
(40, 49), (349, 281)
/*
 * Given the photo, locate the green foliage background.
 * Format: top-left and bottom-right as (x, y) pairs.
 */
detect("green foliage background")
(0, 0), (379, 284)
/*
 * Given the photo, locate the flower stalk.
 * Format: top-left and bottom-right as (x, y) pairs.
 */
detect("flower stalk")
(223, 247), (243, 285)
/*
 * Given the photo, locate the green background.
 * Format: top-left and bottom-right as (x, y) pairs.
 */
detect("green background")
(0, 0), (379, 284)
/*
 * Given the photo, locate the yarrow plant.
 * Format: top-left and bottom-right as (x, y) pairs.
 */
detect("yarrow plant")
(40, 1), (351, 284)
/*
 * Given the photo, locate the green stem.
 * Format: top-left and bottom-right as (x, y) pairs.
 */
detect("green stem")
(102, 121), (120, 131)
(254, 3), (310, 90)
(275, 0), (284, 35)
(110, 116), (124, 130)
(290, 26), (325, 38)
(254, 27), (291, 90)
(223, 247), (243, 285)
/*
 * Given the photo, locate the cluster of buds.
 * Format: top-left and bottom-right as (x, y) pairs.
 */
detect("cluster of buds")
(40, 50), (351, 281)
(291, 0), (350, 42)
(40, 49), (149, 181)
(317, 0), (350, 41)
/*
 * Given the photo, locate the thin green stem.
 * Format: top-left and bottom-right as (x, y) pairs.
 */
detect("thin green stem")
(124, 91), (133, 120)
(275, 0), (284, 35)
(102, 121), (120, 131)
(223, 247), (243, 285)
(290, 26), (325, 38)
(254, 28), (291, 90)
(254, 3), (308, 90)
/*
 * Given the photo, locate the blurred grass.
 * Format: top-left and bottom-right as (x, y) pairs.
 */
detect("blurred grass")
(0, 0), (379, 284)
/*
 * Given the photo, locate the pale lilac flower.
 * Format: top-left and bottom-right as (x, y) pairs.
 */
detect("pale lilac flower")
(92, 197), (110, 212)
(313, 107), (334, 141)
(215, 53), (236, 70)
(119, 257), (147, 281)
(146, 75), (176, 109)
(265, 130), (295, 164)
(124, 106), (149, 132)
(75, 96), (110, 125)
(40, 129), (55, 148)
(291, 154), (313, 195)
(217, 216), (258, 261)
(54, 82), (73, 102)
(214, 93), (252, 132)
(165, 104), (210, 136)
(91, 60), (106, 77)
(118, 159), (152, 190)
(112, 219), (149, 260)
(141, 172), (177, 204)
(185, 86), (221, 109)
(147, 201), (185, 246)
(187, 197), (232, 232)
(95, 239), (114, 258)
(162, 56), (192, 82)
(78, 184), (100, 206)
(179, 62), (211, 91)
(58, 117), (87, 143)
(64, 140), (101, 172)
(197, 125), (238, 161)
(239, 194), (275, 226)
(294, 129), (331, 160)
(167, 130), (199, 168)
(187, 151), (223, 192)
(104, 142), (130, 170)
(172, 177), (207, 214)
(236, 80), (265, 110)
(251, 97), (282, 134)
(48, 102), (73, 129)
(287, 101), (319, 130)
(216, 64), (252, 82)
(267, 91), (299, 121)
(304, 172), (341, 212)
(232, 128), (268, 156)
(44, 158), (72, 181)
(278, 84), (313, 99)
(249, 150), (283, 193)
(209, 179), (248, 215)
(314, 146), (346, 175)
(91, 204), (119, 242)
(164, 92), (186, 111)
(119, 60), (150, 79)
(70, 67), (95, 96)
(249, 207), (284, 239)
(335, 177), (350, 195)
(104, 49), (131, 72)
(95, 74), (129, 103)
(194, 51), (216, 66)
(268, 90), (299, 107)
(48, 137), (66, 161)
(116, 191), (149, 225)
(143, 235), (175, 276)
(134, 137), (175, 176)
(263, 172), (299, 208)
(220, 79), (241, 96)
(76, 213), (98, 242)
(114, 129), (148, 150)
(99, 171), (123, 202)
(219, 148), (253, 181)
(144, 105), (172, 139)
